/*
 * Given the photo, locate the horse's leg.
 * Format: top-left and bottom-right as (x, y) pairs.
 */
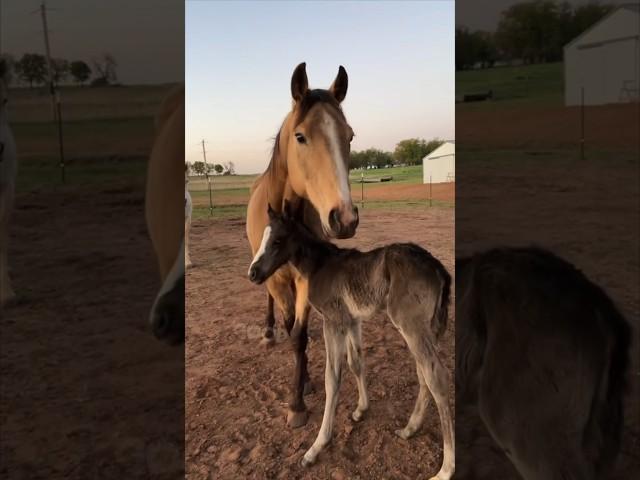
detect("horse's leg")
(395, 361), (431, 439)
(286, 275), (312, 427)
(184, 217), (192, 269)
(398, 326), (454, 480)
(0, 191), (16, 306)
(346, 321), (369, 422)
(301, 320), (345, 467)
(264, 274), (293, 346)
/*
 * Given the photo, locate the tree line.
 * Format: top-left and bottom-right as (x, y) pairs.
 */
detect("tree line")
(0, 52), (118, 88)
(187, 161), (236, 177)
(456, 0), (613, 70)
(349, 138), (444, 170)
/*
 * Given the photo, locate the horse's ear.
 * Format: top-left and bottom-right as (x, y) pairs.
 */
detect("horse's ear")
(267, 203), (276, 220)
(291, 62), (308, 103)
(329, 65), (348, 103)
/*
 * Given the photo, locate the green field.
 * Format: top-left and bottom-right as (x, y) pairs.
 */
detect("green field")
(456, 62), (563, 109)
(188, 165), (436, 219)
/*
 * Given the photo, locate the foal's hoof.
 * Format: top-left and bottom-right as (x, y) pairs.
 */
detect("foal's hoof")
(351, 410), (365, 422)
(395, 428), (414, 440)
(286, 409), (309, 428)
(300, 454), (315, 468)
(260, 335), (275, 347)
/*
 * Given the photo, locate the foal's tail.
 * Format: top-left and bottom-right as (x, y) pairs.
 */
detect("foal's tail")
(432, 262), (451, 340)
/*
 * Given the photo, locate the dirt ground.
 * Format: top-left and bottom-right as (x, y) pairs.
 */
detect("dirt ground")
(208, 182), (455, 207)
(1, 181), (184, 479)
(185, 208), (455, 480)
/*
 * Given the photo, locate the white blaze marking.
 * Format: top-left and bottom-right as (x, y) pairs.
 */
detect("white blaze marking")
(248, 225), (272, 274)
(323, 111), (351, 204)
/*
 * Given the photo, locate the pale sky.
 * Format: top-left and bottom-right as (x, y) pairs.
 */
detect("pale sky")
(186, 0), (455, 174)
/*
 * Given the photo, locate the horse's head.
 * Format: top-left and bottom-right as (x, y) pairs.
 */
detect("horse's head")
(248, 202), (301, 284)
(283, 63), (358, 239)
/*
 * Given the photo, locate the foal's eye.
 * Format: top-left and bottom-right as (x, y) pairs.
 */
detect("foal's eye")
(295, 133), (306, 144)
(272, 239), (282, 247)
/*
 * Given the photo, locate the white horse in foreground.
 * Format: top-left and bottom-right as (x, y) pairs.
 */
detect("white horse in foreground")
(0, 80), (18, 307)
(145, 84), (185, 345)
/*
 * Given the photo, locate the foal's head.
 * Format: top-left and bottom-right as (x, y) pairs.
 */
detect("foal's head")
(248, 202), (306, 284)
(283, 63), (359, 239)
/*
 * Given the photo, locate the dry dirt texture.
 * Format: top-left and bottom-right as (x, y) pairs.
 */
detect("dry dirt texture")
(1, 183), (184, 479)
(186, 208), (455, 480)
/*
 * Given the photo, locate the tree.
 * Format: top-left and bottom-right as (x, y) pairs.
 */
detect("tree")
(0, 54), (16, 85)
(16, 53), (47, 88)
(393, 138), (443, 166)
(192, 161), (206, 176)
(224, 161), (236, 175)
(213, 164), (224, 174)
(92, 53), (118, 85)
(70, 60), (91, 85)
(52, 58), (69, 84)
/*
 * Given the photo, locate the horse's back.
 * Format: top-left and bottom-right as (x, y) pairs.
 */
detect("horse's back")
(456, 247), (630, 477)
(146, 85), (185, 280)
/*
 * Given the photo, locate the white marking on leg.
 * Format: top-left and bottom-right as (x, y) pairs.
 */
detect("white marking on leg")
(347, 323), (368, 421)
(302, 323), (344, 467)
(248, 225), (271, 274)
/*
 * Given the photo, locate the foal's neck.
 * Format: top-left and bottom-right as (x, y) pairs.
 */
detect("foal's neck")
(289, 226), (336, 278)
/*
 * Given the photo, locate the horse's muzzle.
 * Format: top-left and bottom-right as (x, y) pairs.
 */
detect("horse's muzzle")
(329, 205), (359, 239)
(248, 265), (266, 285)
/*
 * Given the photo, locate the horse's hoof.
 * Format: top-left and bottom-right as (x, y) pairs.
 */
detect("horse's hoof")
(395, 428), (413, 440)
(287, 409), (309, 428)
(260, 335), (275, 347)
(303, 380), (313, 395)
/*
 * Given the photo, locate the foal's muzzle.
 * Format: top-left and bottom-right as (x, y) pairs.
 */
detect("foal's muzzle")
(248, 265), (265, 285)
(329, 204), (359, 239)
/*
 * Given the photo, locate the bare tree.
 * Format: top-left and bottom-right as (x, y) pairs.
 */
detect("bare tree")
(92, 53), (118, 85)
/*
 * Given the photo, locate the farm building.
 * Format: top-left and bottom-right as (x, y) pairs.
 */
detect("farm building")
(564, 3), (640, 106)
(423, 141), (455, 184)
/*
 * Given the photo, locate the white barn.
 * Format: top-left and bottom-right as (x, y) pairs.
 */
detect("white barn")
(564, 3), (640, 106)
(423, 141), (455, 184)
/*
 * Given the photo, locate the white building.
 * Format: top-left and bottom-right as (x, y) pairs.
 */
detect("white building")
(423, 141), (455, 184)
(564, 3), (640, 106)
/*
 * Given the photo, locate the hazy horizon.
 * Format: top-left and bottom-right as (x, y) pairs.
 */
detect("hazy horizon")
(186, 1), (455, 174)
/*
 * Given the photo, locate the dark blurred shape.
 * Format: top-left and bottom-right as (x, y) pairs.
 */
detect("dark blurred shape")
(456, 0), (639, 478)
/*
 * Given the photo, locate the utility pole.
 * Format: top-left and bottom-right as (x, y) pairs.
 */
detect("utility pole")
(202, 139), (213, 216)
(39, 1), (66, 184)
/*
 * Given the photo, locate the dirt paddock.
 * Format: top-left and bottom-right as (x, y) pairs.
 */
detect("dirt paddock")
(186, 208), (455, 479)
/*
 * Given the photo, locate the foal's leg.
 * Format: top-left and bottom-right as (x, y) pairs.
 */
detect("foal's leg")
(402, 333), (455, 480)
(287, 275), (312, 427)
(264, 274), (293, 346)
(302, 320), (345, 467)
(346, 321), (369, 422)
(395, 361), (431, 439)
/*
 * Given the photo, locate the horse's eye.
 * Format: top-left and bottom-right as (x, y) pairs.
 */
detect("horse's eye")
(272, 239), (281, 247)
(295, 133), (306, 144)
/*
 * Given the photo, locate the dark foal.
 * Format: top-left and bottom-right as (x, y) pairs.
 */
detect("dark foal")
(248, 203), (454, 479)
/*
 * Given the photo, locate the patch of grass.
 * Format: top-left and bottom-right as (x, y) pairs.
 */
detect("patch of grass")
(193, 204), (247, 219)
(456, 62), (563, 109)
(358, 199), (454, 210)
(349, 165), (422, 184)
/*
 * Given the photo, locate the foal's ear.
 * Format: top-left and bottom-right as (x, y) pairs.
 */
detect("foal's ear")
(329, 65), (348, 103)
(291, 62), (308, 103)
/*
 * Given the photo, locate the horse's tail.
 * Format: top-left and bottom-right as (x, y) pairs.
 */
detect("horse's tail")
(584, 293), (631, 475)
(432, 260), (451, 340)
